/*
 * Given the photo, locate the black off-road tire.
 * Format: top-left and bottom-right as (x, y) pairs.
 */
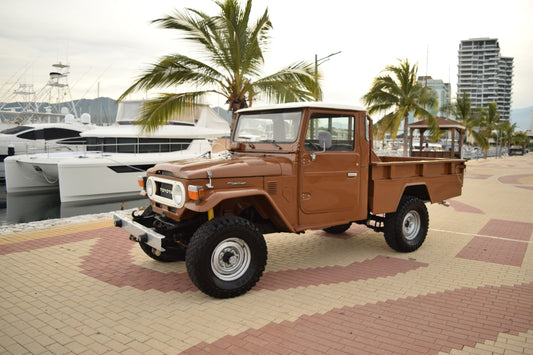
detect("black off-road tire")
(186, 216), (267, 298)
(322, 223), (352, 234)
(384, 195), (429, 252)
(138, 242), (186, 262)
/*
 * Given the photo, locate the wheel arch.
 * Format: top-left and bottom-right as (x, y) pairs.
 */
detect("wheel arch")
(402, 184), (430, 202)
(185, 189), (295, 233)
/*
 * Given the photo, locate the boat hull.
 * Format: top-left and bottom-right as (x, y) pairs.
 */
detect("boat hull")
(4, 154), (61, 193)
(4, 139), (213, 203)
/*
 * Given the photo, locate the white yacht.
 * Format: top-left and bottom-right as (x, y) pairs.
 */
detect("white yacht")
(0, 115), (93, 180)
(4, 101), (230, 203)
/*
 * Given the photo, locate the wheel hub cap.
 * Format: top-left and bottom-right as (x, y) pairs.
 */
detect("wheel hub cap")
(211, 238), (251, 281)
(402, 211), (421, 241)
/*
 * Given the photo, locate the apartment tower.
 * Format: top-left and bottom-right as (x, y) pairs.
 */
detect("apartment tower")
(457, 38), (513, 120)
(418, 76), (451, 117)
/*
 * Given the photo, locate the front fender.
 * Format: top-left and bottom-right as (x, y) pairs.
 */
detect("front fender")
(184, 188), (295, 233)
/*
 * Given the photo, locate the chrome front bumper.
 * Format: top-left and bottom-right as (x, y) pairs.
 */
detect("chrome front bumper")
(113, 213), (165, 252)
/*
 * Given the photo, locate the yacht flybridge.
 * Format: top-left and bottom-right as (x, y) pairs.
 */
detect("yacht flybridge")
(4, 101), (230, 203)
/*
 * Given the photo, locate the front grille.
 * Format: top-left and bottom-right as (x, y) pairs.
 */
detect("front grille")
(157, 182), (173, 200)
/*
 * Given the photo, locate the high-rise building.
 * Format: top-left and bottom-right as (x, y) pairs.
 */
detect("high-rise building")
(418, 76), (451, 117)
(457, 38), (513, 121)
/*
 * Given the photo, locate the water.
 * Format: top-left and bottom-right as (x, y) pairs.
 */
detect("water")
(0, 183), (149, 226)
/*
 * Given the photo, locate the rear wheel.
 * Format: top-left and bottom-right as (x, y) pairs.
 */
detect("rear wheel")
(186, 216), (267, 298)
(384, 195), (428, 252)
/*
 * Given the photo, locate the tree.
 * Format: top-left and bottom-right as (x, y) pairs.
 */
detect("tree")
(499, 120), (517, 152)
(362, 59), (438, 156)
(118, 0), (321, 131)
(447, 92), (475, 142)
(475, 102), (501, 158)
(512, 132), (530, 150)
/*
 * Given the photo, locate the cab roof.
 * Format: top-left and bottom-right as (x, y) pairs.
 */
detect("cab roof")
(237, 102), (366, 113)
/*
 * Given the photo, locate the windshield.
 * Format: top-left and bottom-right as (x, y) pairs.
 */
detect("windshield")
(234, 110), (302, 143)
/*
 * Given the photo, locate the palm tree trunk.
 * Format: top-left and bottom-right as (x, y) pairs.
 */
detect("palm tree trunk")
(403, 114), (409, 157)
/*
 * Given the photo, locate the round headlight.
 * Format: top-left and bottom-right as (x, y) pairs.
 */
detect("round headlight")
(146, 178), (154, 197)
(172, 182), (186, 207)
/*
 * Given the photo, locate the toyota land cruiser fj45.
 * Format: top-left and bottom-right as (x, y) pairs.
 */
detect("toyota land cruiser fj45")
(114, 102), (466, 298)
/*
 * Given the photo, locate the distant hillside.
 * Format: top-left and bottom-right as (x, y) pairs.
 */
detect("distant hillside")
(511, 106), (532, 131)
(74, 97), (118, 125)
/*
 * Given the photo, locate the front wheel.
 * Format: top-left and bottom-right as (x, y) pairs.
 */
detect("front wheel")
(384, 195), (429, 252)
(186, 216), (267, 298)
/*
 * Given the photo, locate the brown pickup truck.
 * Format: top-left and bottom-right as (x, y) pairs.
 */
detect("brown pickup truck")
(114, 102), (466, 298)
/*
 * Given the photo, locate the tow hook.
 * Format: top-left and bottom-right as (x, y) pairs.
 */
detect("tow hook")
(439, 200), (450, 207)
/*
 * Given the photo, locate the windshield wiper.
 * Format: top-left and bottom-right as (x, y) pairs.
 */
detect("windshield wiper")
(237, 136), (255, 149)
(260, 140), (282, 150)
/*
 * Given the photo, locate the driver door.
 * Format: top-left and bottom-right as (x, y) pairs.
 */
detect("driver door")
(299, 112), (361, 227)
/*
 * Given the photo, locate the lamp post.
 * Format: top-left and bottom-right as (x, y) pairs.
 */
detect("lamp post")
(314, 51), (341, 101)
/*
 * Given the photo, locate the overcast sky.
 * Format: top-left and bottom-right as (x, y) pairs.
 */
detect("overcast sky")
(1, 0), (532, 112)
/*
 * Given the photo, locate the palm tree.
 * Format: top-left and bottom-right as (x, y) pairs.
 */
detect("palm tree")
(447, 92), (487, 152)
(499, 120), (517, 153)
(362, 59), (438, 156)
(512, 132), (531, 150)
(476, 102), (501, 158)
(448, 92), (475, 142)
(118, 0), (320, 131)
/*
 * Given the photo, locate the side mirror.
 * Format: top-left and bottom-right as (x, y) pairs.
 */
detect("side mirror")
(318, 131), (332, 151)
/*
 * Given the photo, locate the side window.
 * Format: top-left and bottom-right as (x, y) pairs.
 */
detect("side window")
(43, 128), (81, 140)
(18, 129), (44, 140)
(305, 113), (355, 151)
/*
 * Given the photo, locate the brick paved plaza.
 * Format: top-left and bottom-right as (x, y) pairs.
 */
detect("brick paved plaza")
(1, 154), (533, 354)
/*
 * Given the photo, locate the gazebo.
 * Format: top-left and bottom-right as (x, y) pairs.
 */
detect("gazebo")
(409, 117), (465, 159)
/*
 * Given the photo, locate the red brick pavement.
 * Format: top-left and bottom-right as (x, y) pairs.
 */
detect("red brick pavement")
(2, 227), (426, 294)
(478, 219), (533, 241)
(183, 282), (533, 355)
(456, 219), (533, 266)
(498, 174), (533, 185)
(447, 200), (484, 214)
(456, 237), (530, 266)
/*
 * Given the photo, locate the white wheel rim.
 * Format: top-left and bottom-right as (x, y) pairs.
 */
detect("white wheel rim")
(211, 238), (251, 281)
(402, 211), (421, 241)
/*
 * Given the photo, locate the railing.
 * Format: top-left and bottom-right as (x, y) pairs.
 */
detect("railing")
(21, 141), (192, 156)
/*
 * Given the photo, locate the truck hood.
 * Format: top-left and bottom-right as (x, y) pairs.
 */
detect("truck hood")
(150, 156), (282, 180)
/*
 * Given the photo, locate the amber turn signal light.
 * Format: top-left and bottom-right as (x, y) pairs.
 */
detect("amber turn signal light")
(188, 185), (205, 201)
(137, 176), (148, 189)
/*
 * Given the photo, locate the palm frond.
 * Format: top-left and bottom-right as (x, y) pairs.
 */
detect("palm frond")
(135, 91), (214, 133)
(118, 55), (224, 101)
(252, 60), (320, 102)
